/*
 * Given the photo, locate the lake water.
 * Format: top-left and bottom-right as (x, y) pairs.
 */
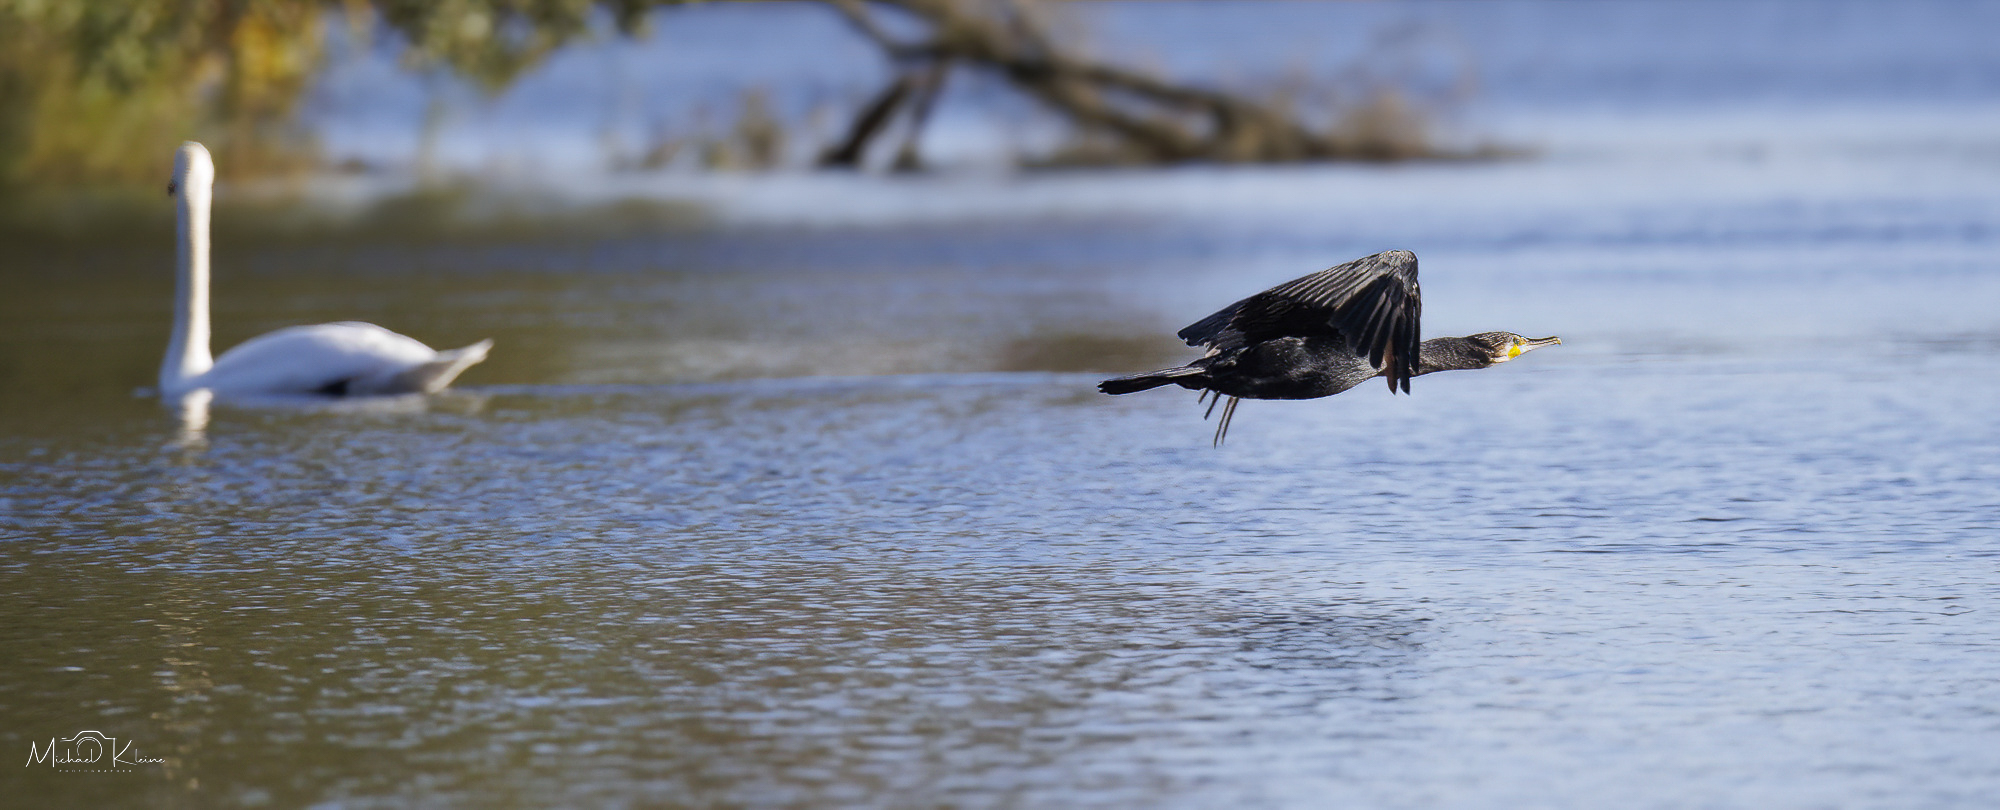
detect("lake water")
(6, 1), (2000, 807)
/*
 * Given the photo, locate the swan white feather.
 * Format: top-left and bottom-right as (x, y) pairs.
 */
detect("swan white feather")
(160, 142), (490, 398)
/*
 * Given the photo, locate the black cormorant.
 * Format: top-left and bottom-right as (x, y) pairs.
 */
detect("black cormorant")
(1098, 250), (1560, 444)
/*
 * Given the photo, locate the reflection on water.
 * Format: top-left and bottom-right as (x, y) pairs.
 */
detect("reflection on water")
(166, 388), (491, 456)
(8, 235), (2000, 807)
(166, 390), (212, 449)
(6, 359), (2000, 805)
(8, 206), (2000, 807)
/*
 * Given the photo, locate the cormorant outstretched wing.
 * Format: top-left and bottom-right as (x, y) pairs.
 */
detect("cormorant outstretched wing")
(1177, 249), (1422, 393)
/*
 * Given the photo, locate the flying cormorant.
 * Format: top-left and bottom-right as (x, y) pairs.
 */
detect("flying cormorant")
(1098, 250), (1560, 445)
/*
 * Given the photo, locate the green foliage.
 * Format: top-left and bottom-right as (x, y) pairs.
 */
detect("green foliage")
(0, 0), (687, 189)
(372, 0), (671, 90)
(0, 0), (326, 187)
(0, 0), (1476, 196)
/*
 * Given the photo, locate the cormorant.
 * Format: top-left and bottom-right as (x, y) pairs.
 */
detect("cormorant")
(1098, 250), (1560, 445)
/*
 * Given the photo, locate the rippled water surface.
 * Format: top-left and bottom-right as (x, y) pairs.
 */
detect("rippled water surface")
(8, 2), (2000, 808)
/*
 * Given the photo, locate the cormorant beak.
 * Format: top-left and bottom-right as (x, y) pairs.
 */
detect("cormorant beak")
(1506, 335), (1562, 359)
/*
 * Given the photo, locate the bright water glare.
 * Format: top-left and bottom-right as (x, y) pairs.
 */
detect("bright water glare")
(5, 2), (2000, 807)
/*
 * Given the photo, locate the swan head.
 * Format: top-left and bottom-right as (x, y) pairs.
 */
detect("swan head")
(169, 142), (214, 200)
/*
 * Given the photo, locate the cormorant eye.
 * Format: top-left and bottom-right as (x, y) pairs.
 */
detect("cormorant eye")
(167, 181), (177, 197)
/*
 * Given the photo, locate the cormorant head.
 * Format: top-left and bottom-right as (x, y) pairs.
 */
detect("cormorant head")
(1467, 332), (1561, 365)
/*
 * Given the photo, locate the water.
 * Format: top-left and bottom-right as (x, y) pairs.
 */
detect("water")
(7, 1), (2000, 807)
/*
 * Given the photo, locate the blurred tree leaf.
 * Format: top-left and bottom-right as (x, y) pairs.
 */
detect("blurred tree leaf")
(369, 0), (671, 91)
(0, 0), (1467, 193)
(0, 0), (693, 188)
(0, 0), (324, 186)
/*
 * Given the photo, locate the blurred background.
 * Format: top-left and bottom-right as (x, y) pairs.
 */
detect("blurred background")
(6, 2), (2000, 807)
(3, 0), (1997, 412)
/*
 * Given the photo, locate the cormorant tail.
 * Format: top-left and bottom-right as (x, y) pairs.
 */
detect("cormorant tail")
(1098, 366), (1204, 395)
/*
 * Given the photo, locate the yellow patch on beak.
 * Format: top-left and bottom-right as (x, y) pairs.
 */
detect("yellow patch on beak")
(1507, 343), (1524, 359)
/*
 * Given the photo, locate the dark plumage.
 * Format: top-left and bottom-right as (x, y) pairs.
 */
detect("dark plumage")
(1098, 250), (1560, 444)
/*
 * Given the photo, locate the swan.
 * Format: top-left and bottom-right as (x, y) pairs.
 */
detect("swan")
(160, 142), (492, 398)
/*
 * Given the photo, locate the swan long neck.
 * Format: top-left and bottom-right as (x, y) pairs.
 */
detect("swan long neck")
(162, 143), (215, 394)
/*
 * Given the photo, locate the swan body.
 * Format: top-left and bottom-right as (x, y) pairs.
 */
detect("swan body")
(195, 323), (492, 397)
(160, 142), (490, 398)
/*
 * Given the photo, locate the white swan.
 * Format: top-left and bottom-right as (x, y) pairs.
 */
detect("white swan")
(160, 142), (492, 398)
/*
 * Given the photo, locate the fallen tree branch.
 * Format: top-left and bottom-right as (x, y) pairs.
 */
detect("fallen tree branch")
(823, 0), (1430, 167)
